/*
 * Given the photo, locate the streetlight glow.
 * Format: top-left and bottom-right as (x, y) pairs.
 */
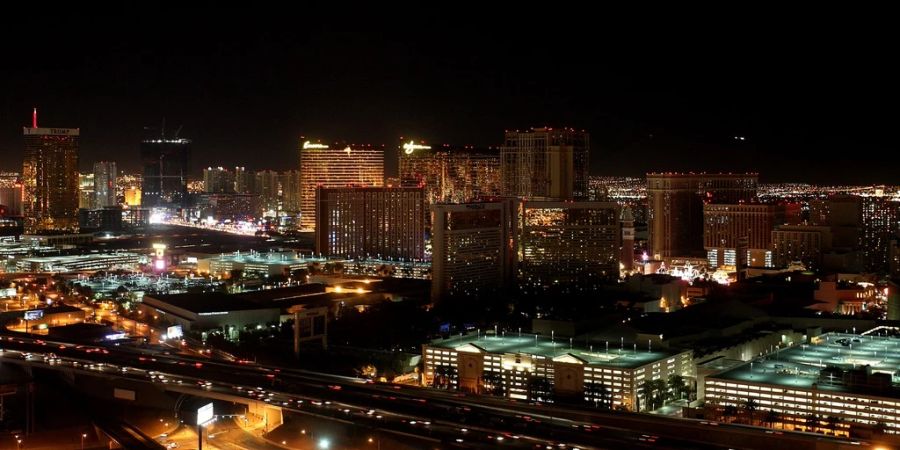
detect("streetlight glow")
(318, 438), (331, 449)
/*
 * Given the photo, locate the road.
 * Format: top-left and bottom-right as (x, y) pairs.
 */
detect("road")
(0, 333), (875, 450)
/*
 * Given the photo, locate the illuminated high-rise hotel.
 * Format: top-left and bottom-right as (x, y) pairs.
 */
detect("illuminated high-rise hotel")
(647, 173), (758, 258)
(23, 113), (80, 232)
(501, 128), (589, 200)
(92, 161), (117, 208)
(315, 186), (424, 260)
(399, 141), (501, 206)
(517, 201), (620, 294)
(298, 140), (384, 231)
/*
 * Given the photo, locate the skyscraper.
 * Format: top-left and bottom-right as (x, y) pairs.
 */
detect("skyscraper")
(315, 186), (425, 260)
(647, 173), (758, 258)
(517, 201), (620, 294)
(861, 196), (900, 273)
(299, 140), (384, 231)
(78, 173), (94, 209)
(703, 204), (785, 268)
(234, 166), (252, 194)
(500, 128), (589, 200)
(399, 141), (501, 206)
(140, 138), (190, 208)
(280, 170), (302, 213)
(254, 170), (281, 214)
(92, 161), (117, 208)
(431, 201), (516, 301)
(23, 117), (80, 232)
(203, 167), (235, 193)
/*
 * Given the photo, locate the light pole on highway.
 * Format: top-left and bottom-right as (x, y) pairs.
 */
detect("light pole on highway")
(81, 433), (87, 449)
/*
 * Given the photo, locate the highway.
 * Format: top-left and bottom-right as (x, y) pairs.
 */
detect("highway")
(0, 333), (877, 450)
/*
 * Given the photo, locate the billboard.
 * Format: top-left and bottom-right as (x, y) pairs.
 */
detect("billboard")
(197, 402), (214, 425)
(113, 388), (136, 401)
(24, 309), (43, 321)
(167, 325), (183, 339)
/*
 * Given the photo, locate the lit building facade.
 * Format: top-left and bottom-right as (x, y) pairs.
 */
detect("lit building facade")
(861, 196), (900, 273)
(431, 201), (516, 301)
(299, 140), (384, 231)
(423, 333), (693, 410)
(234, 166), (252, 194)
(705, 333), (900, 435)
(771, 225), (832, 269)
(703, 204), (785, 269)
(280, 170), (302, 213)
(23, 126), (80, 232)
(78, 173), (94, 209)
(399, 142), (501, 206)
(203, 166), (235, 193)
(253, 170), (280, 214)
(501, 128), (589, 200)
(92, 161), (117, 208)
(0, 172), (24, 217)
(647, 173), (758, 258)
(315, 186), (425, 260)
(518, 201), (620, 294)
(140, 138), (191, 207)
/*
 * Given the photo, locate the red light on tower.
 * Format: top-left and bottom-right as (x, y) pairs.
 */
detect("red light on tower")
(32, 107), (38, 128)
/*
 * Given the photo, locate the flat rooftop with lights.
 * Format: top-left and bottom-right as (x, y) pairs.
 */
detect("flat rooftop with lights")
(429, 333), (684, 370)
(713, 331), (900, 392)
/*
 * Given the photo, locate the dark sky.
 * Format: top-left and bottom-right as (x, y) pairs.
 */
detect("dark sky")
(1, 6), (896, 184)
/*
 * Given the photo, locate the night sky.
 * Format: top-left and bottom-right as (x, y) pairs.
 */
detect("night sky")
(1, 7), (896, 184)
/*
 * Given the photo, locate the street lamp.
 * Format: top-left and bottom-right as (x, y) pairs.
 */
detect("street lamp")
(318, 438), (330, 449)
(81, 433), (87, 450)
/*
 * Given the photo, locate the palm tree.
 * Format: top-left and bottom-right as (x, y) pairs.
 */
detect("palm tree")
(763, 410), (781, 429)
(667, 374), (686, 401)
(825, 416), (841, 435)
(585, 382), (612, 409)
(481, 372), (505, 397)
(805, 414), (818, 433)
(637, 381), (654, 412)
(722, 404), (738, 423)
(742, 398), (758, 425)
(654, 379), (670, 406)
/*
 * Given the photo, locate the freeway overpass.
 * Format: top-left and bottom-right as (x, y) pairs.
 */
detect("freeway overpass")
(0, 333), (885, 450)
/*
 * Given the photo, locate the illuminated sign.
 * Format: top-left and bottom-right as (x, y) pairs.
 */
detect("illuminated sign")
(197, 402), (214, 425)
(198, 311), (229, 316)
(402, 140), (431, 155)
(302, 141), (329, 150)
(105, 332), (128, 340)
(167, 325), (183, 339)
(24, 310), (43, 321)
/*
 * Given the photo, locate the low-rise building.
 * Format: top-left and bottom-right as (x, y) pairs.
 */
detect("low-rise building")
(140, 293), (281, 334)
(423, 333), (693, 411)
(704, 332), (900, 435)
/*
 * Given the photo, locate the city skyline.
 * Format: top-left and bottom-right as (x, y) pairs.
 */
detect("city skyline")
(0, 9), (896, 184)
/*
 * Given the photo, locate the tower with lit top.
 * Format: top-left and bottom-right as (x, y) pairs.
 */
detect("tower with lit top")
(22, 109), (80, 232)
(298, 139), (384, 231)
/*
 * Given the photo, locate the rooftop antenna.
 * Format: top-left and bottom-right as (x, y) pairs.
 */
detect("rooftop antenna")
(173, 125), (183, 140)
(161, 117), (166, 139)
(32, 107), (38, 128)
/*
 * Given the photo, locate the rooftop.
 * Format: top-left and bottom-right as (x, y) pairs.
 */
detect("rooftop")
(428, 333), (684, 369)
(145, 292), (277, 314)
(712, 332), (900, 395)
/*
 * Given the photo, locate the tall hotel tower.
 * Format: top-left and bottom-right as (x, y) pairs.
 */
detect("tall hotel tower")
(298, 139), (383, 231)
(500, 127), (589, 200)
(23, 109), (80, 232)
